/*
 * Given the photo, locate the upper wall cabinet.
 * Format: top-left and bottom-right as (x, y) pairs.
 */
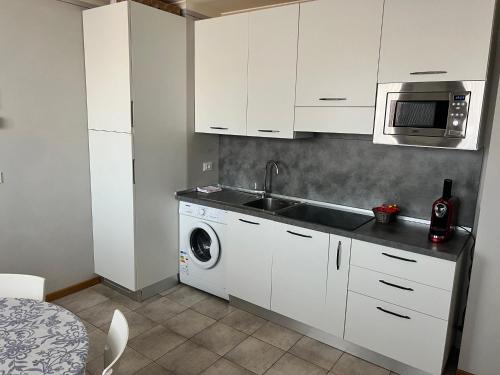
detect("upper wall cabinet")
(379, 0), (496, 83)
(294, 0), (384, 134)
(83, 2), (132, 133)
(247, 5), (299, 139)
(195, 13), (249, 136)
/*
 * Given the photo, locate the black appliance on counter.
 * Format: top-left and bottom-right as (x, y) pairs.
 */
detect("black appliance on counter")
(429, 179), (459, 243)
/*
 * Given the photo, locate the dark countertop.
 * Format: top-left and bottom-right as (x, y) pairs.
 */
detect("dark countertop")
(176, 189), (472, 262)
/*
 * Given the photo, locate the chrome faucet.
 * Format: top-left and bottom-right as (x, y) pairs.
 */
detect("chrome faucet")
(264, 160), (279, 196)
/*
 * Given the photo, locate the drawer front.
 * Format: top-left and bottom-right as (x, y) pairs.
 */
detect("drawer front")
(345, 292), (447, 375)
(350, 240), (456, 290)
(349, 265), (451, 320)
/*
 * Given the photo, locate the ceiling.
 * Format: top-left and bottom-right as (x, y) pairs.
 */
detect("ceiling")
(69, 0), (302, 17)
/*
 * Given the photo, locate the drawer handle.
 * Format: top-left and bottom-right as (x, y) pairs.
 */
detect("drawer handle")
(210, 126), (229, 130)
(319, 97), (347, 101)
(382, 252), (417, 263)
(410, 70), (447, 75)
(377, 306), (411, 320)
(239, 219), (260, 225)
(287, 230), (312, 239)
(336, 241), (341, 270)
(379, 279), (414, 291)
(258, 130), (280, 133)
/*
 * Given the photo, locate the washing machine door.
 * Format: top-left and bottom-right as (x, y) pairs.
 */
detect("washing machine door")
(188, 222), (220, 269)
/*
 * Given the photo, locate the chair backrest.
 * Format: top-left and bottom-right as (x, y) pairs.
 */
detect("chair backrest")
(0, 273), (45, 301)
(103, 309), (129, 375)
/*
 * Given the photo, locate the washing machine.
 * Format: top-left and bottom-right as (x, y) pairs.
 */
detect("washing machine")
(178, 202), (228, 300)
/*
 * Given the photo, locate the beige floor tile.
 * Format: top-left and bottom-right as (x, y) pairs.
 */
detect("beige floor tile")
(99, 310), (156, 339)
(86, 328), (107, 361)
(85, 347), (151, 375)
(266, 353), (328, 375)
(157, 341), (220, 375)
(330, 353), (390, 375)
(55, 288), (109, 313)
(80, 318), (98, 334)
(89, 283), (121, 299)
(78, 300), (131, 329)
(164, 309), (216, 338)
(112, 291), (161, 311)
(289, 336), (343, 370)
(192, 322), (247, 356)
(220, 309), (266, 335)
(201, 358), (254, 375)
(167, 285), (209, 307)
(191, 295), (235, 320)
(252, 321), (302, 351)
(225, 337), (284, 375)
(133, 362), (174, 375)
(135, 296), (188, 323)
(159, 283), (185, 296)
(128, 325), (186, 360)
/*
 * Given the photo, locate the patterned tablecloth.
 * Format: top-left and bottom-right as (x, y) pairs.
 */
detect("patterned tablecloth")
(0, 297), (89, 374)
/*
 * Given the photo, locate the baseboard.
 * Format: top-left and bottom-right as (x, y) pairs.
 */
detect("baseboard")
(45, 276), (101, 302)
(457, 370), (474, 375)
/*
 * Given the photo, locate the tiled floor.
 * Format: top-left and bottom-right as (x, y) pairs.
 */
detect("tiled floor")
(53, 283), (421, 375)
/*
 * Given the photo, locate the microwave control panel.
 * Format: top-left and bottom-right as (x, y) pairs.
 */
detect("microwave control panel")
(447, 92), (470, 138)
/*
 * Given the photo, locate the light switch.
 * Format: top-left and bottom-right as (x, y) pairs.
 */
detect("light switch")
(202, 162), (213, 172)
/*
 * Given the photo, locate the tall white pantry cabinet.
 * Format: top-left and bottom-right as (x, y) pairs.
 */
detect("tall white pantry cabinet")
(83, 1), (187, 294)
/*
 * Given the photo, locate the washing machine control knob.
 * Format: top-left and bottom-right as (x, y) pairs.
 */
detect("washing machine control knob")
(198, 208), (206, 217)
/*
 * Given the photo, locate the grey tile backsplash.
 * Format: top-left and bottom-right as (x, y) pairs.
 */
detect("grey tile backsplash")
(219, 134), (484, 227)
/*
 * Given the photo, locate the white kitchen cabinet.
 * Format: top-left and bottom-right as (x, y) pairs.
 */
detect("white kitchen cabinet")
(195, 14), (249, 135)
(295, 0), (383, 134)
(83, 2), (132, 133)
(226, 212), (275, 309)
(88, 131), (136, 290)
(247, 5), (299, 139)
(84, 2), (187, 293)
(323, 234), (351, 337)
(345, 292), (448, 375)
(271, 224), (330, 329)
(378, 0), (496, 83)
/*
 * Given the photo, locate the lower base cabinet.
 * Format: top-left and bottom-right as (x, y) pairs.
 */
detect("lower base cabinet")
(226, 212), (275, 309)
(345, 291), (448, 375)
(271, 225), (329, 329)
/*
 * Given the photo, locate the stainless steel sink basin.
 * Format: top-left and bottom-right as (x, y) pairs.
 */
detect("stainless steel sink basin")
(244, 197), (299, 213)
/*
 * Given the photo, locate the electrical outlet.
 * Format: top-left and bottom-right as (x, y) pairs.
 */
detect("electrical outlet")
(202, 162), (213, 172)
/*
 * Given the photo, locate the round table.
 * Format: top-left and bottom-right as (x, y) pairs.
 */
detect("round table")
(0, 297), (89, 374)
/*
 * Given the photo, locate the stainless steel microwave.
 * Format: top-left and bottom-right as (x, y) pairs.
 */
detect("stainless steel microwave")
(373, 81), (486, 150)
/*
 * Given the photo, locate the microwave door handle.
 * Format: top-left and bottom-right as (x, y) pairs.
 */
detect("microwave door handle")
(410, 71), (448, 75)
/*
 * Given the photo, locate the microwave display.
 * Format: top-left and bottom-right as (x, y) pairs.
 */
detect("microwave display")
(394, 101), (449, 129)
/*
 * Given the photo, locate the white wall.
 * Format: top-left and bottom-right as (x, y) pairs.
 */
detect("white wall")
(0, 0), (94, 293)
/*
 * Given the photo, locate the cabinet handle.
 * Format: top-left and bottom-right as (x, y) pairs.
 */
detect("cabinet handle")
(410, 70), (447, 75)
(210, 126), (229, 130)
(239, 218), (260, 225)
(287, 230), (312, 238)
(379, 279), (414, 291)
(258, 130), (280, 133)
(377, 306), (411, 320)
(382, 252), (417, 263)
(336, 241), (341, 270)
(319, 97), (347, 101)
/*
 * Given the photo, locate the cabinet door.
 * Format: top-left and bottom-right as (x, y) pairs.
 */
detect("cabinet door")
(83, 2), (132, 133)
(247, 5), (299, 139)
(272, 225), (329, 329)
(379, 0), (495, 83)
(88, 130), (136, 291)
(323, 235), (351, 337)
(195, 14), (248, 135)
(226, 212), (275, 309)
(296, 0), (383, 107)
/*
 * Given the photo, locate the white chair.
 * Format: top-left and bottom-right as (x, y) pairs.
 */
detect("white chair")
(103, 309), (129, 375)
(0, 273), (45, 301)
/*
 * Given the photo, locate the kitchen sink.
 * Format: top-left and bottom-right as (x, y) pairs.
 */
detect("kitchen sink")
(244, 197), (299, 213)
